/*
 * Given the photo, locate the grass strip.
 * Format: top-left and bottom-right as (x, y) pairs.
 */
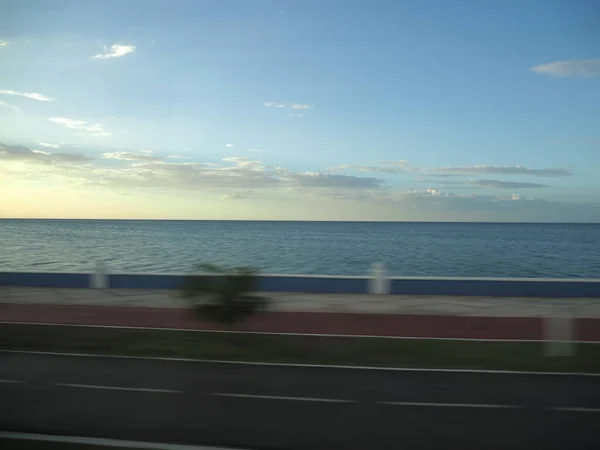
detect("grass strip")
(1, 323), (600, 372)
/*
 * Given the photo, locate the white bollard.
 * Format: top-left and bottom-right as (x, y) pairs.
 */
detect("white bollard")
(543, 303), (575, 357)
(369, 262), (390, 295)
(91, 261), (108, 289)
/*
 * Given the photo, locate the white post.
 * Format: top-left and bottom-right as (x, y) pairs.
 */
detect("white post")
(543, 303), (575, 357)
(369, 262), (390, 295)
(91, 261), (108, 289)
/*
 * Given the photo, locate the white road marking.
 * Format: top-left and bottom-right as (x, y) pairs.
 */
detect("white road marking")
(0, 431), (243, 449)
(3, 349), (600, 377)
(550, 407), (600, 413)
(213, 392), (355, 403)
(3, 321), (600, 344)
(53, 382), (180, 393)
(380, 401), (519, 409)
(3, 377), (599, 414)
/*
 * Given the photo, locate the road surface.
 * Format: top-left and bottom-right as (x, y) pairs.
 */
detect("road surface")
(1, 352), (599, 449)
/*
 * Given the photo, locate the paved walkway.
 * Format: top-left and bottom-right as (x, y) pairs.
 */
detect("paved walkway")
(3, 287), (600, 316)
(1, 287), (600, 341)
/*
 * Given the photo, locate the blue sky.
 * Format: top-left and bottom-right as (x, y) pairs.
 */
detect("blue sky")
(0, 0), (599, 221)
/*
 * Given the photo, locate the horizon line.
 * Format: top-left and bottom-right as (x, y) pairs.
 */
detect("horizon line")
(1, 218), (599, 225)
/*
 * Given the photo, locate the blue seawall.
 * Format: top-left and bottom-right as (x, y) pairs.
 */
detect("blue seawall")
(1, 272), (600, 298)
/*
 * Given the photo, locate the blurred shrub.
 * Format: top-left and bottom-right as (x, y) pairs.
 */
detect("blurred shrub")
(181, 263), (268, 327)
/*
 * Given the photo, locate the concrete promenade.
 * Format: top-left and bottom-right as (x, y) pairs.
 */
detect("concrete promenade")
(3, 286), (600, 316)
(1, 287), (600, 340)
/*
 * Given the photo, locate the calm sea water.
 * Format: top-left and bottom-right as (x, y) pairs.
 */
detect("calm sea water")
(1, 220), (599, 278)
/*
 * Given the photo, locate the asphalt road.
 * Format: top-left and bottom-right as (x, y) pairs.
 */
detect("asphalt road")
(1, 352), (600, 450)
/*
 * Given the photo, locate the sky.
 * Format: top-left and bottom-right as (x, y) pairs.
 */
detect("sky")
(0, 0), (599, 221)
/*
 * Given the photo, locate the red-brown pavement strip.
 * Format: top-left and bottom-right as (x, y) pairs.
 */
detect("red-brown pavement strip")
(1, 303), (599, 341)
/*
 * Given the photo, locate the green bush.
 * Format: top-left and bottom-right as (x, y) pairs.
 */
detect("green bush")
(180, 263), (268, 326)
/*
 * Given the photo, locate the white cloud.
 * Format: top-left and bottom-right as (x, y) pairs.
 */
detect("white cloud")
(419, 173), (460, 178)
(339, 160), (407, 174)
(0, 40), (8, 47)
(0, 90), (55, 102)
(225, 144), (235, 148)
(221, 191), (255, 201)
(380, 160), (408, 166)
(264, 102), (315, 118)
(530, 59), (600, 77)
(338, 164), (403, 174)
(92, 44), (136, 60)
(282, 171), (383, 189)
(413, 178), (548, 189)
(432, 165), (571, 177)
(5, 142), (598, 221)
(0, 101), (21, 113)
(413, 179), (471, 186)
(102, 152), (162, 162)
(4, 146), (382, 195)
(263, 102), (285, 108)
(264, 102), (314, 111)
(39, 142), (61, 149)
(407, 188), (451, 197)
(49, 117), (110, 137)
(0, 143), (91, 165)
(221, 156), (264, 170)
(95, 156), (278, 191)
(471, 179), (548, 189)
(222, 157), (250, 163)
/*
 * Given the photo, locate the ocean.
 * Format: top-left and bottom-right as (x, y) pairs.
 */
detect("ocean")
(1, 220), (599, 278)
